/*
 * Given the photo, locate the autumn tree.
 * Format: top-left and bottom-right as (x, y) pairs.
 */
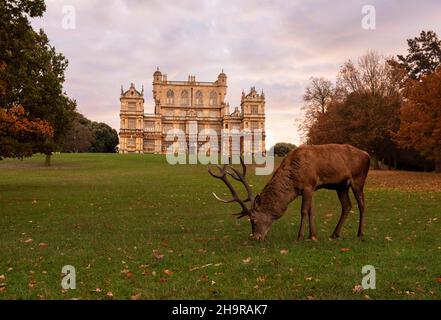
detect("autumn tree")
(398, 30), (441, 80)
(306, 51), (402, 168)
(299, 77), (334, 136)
(395, 68), (441, 173)
(0, 0), (76, 165)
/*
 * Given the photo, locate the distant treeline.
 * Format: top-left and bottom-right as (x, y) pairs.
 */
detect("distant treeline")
(299, 31), (441, 173)
(59, 112), (119, 153)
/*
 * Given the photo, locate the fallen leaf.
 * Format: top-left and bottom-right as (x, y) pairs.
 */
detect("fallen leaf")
(242, 257), (251, 264)
(435, 277), (441, 283)
(163, 269), (173, 276)
(23, 238), (33, 244)
(385, 236), (392, 241)
(106, 291), (114, 299)
(352, 285), (363, 293)
(280, 249), (289, 255)
(152, 251), (164, 260)
(0, 275), (5, 281)
(95, 288), (102, 293)
(307, 295), (316, 300)
(38, 242), (49, 248)
(340, 248), (350, 253)
(131, 293), (142, 300)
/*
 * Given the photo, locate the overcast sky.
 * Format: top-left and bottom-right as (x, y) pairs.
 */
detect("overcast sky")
(32, 0), (441, 147)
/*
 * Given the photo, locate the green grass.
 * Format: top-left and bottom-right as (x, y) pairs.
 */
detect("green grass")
(0, 153), (440, 300)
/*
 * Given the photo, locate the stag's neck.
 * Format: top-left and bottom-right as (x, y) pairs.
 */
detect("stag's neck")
(259, 171), (298, 219)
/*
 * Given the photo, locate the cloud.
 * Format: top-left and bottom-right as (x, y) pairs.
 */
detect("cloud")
(32, 0), (441, 146)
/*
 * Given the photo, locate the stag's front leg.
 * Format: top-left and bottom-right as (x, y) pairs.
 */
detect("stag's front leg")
(297, 188), (312, 241)
(308, 195), (318, 241)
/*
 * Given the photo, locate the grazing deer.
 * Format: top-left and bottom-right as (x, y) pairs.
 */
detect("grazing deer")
(208, 144), (370, 241)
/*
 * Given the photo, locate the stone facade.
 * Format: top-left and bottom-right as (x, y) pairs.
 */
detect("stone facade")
(119, 69), (265, 154)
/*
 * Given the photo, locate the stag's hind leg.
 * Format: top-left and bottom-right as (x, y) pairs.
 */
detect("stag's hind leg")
(351, 185), (366, 239)
(331, 186), (352, 239)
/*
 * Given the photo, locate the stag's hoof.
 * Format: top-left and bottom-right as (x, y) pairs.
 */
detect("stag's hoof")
(330, 233), (340, 240)
(309, 236), (318, 241)
(297, 235), (305, 241)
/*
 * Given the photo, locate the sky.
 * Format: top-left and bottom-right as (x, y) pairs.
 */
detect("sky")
(31, 0), (441, 147)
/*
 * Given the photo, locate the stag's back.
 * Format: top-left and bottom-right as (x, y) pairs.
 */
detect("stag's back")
(279, 144), (370, 188)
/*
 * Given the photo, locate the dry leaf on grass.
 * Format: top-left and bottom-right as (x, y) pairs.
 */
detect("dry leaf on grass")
(352, 285), (363, 293)
(131, 293), (142, 300)
(39, 242), (49, 248)
(163, 269), (173, 276)
(242, 257), (251, 264)
(280, 249), (289, 255)
(340, 248), (350, 253)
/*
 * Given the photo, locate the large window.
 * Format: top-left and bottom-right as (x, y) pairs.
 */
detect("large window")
(166, 90), (174, 105)
(251, 105), (259, 115)
(251, 122), (260, 130)
(127, 138), (136, 147)
(144, 121), (155, 132)
(128, 119), (136, 129)
(181, 90), (189, 105)
(209, 91), (217, 106)
(195, 90), (203, 105)
(128, 102), (136, 111)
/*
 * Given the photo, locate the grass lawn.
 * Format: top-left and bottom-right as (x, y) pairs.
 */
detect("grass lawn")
(0, 153), (440, 300)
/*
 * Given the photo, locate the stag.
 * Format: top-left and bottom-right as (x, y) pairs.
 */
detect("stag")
(208, 144), (370, 241)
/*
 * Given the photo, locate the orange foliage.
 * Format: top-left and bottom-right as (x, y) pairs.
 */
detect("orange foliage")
(396, 68), (441, 171)
(0, 105), (54, 138)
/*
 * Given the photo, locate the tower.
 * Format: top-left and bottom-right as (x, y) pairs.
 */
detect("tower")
(241, 87), (266, 154)
(119, 83), (145, 153)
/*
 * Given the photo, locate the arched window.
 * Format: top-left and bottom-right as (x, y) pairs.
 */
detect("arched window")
(166, 90), (174, 105)
(181, 90), (189, 105)
(209, 91), (217, 106)
(195, 90), (203, 105)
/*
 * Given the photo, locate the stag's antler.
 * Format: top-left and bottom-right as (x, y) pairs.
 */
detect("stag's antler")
(208, 157), (254, 219)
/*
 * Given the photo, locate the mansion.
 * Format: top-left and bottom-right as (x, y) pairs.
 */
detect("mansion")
(119, 69), (266, 154)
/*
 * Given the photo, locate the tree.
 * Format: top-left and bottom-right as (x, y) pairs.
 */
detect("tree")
(90, 122), (119, 153)
(59, 112), (119, 153)
(299, 77), (334, 136)
(306, 51), (403, 169)
(271, 142), (297, 157)
(59, 113), (95, 153)
(0, 0), (76, 165)
(397, 30), (441, 80)
(395, 68), (441, 172)
(0, 105), (54, 159)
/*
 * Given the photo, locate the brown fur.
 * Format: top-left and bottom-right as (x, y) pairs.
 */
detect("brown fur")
(252, 144), (370, 240)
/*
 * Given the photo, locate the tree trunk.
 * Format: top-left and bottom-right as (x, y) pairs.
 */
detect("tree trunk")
(372, 156), (380, 170)
(435, 159), (441, 173)
(45, 153), (52, 167)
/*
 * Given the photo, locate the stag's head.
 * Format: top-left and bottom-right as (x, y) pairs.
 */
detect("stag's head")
(208, 158), (275, 241)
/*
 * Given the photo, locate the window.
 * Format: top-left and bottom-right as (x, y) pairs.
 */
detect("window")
(144, 121), (155, 132)
(251, 122), (260, 130)
(210, 111), (218, 118)
(128, 102), (136, 111)
(143, 140), (155, 151)
(166, 90), (174, 105)
(195, 90), (203, 105)
(127, 138), (136, 147)
(163, 123), (173, 133)
(181, 90), (189, 105)
(209, 91), (217, 106)
(251, 105), (259, 115)
(128, 119), (136, 129)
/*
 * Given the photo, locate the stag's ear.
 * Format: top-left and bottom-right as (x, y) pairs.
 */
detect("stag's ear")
(253, 194), (261, 208)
